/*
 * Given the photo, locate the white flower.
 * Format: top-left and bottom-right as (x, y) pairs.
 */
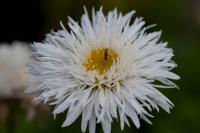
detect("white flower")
(26, 8), (180, 133)
(0, 42), (30, 97)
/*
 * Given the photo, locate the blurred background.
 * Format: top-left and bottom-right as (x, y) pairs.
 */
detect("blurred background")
(0, 0), (199, 133)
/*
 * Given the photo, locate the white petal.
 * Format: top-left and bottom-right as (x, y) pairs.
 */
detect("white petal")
(89, 113), (96, 133)
(62, 106), (82, 127)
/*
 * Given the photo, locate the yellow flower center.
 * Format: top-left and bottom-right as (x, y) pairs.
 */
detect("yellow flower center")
(83, 48), (119, 75)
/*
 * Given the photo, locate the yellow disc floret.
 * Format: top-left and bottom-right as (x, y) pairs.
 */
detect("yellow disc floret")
(83, 48), (119, 75)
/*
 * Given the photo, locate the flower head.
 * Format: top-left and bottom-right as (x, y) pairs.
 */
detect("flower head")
(27, 8), (180, 133)
(0, 42), (49, 124)
(0, 42), (30, 97)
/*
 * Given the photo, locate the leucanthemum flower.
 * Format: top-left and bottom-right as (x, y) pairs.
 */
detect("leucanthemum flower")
(0, 42), (30, 97)
(0, 42), (49, 124)
(26, 8), (180, 133)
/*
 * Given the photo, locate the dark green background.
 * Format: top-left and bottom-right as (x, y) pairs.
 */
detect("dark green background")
(0, 0), (199, 132)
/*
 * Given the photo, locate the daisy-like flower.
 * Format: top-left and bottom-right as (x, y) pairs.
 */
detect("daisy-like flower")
(26, 8), (180, 133)
(0, 42), (49, 125)
(0, 42), (30, 97)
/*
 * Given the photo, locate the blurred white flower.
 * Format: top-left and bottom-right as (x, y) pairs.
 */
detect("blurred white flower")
(27, 8), (180, 133)
(0, 42), (49, 125)
(0, 42), (30, 97)
(0, 41), (48, 122)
